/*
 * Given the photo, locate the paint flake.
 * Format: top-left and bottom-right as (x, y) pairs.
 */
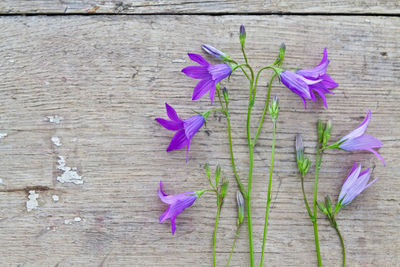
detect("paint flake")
(26, 190), (39, 212)
(51, 136), (62, 147)
(46, 115), (63, 124)
(0, 178), (3, 185)
(0, 133), (7, 139)
(57, 156), (83, 185)
(52, 195), (59, 202)
(74, 217), (82, 222)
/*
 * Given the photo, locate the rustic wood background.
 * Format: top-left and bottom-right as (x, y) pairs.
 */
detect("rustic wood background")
(0, 1), (399, 266)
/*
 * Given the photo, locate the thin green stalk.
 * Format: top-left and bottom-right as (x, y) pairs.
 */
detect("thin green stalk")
(226, 227), (241, 267)
(213, 203), (222, 267)
(312, 148), (323, 267)
(246, 145), (255, 267)
(217, 89), (246, 197)
(259, 119), (277, 267)
(300, 176), (313, 219)
(252, 73), (275, 146)
(333, 219), (346, 267)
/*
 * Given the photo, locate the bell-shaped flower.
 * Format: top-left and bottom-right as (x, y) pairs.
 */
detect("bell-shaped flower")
(182, 53), (231, 103)
(279, 48), (338, 108)
(155, 103), (205, 162)
(158, 181), (197, 235)
(338, 162), (378, 206)
(337, 109), (385, 165)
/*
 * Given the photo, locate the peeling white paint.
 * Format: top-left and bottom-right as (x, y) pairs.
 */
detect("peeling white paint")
(64, 217), (82, 225)
(57, 156), (83, 185)
(51, 136), (62, 147)
(46, 115), (63, 124)
(74, 217), (82, 222)
(26, 190), (39, 212)
(0, 133), (7, 139)
(64, 219), (71, 225)
(52, 195), (59, 202)
(172, 59), (186, 63)
(0, 178), (3, 185)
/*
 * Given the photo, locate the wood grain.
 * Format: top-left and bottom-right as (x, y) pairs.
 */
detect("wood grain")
(0, 0), (399, 14)
(0, 15), (398, 266)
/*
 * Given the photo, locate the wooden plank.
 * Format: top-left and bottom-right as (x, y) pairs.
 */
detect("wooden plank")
(0, 15), (398, 266)
(0, 0), (399, 14)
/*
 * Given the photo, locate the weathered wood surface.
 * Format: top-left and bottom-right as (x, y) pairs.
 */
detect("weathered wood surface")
(0, 0), (399, 14)
(0, 15), (398, 266)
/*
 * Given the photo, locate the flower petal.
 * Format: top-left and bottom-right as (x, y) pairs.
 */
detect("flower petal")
(159, 206), (171, 222)
(181, 66), (210, 79)
(155, 118), (183, 131)
(320, 74), (338, 89)
(192, 78), (215, 101)
(280, 71), (312, 99)
(184, 115), (204, 140)
(165, 103), (181, 122)
(207, 64), (231, 81)
(167, 129), (188, 152)
(340, 109), (371, 142)
(296, 48), (329, 79)
(340, 134), (383, 151)
(159, 181), (167, 196)
(188, 53), (209, 66)
(366, 148), (386, 166)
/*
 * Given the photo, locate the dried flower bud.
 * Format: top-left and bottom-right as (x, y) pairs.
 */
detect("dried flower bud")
(296, 134), (304, 163)
(239, 25), (246, 48)
(236, 191), (245, 226)
(274, 43), (286, 66)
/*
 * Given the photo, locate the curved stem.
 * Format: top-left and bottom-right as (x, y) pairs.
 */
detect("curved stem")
(252, 73), (276, 146)
(312, 149), (323, 267)
(301, 176), (313, 219)
(217, 89), (246, 197)
(252, 65), (274, 99)
(333, 220), (346, 267)
(226, 226), (241, 267)
(213, 203), (222, 267)
(259, 119), (277, 267)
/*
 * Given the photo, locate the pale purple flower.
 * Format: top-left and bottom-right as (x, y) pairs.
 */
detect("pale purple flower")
(155, 103), (205, 162)
(338, 162), (378, 206)
(182, 53), (231, 103)
(158, 181), (197, 235)
(339, 109), (385, 165)
(201, 44), (228, 60)
(280, 48), (338, 108)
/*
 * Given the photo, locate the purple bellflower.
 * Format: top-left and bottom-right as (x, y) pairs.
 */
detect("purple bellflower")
(158, 181), (197, 235)
(155, 103), (205, 162)
(338, 162), (378, 206)
(182, 53), (232, 103)
(337, 109), (385, 165)
(279, 48), (338, 108)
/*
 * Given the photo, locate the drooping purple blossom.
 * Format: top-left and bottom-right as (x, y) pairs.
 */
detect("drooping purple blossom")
(158, 181), (197, 235)
(338, 109), (385, 165)
(338, 162), (378, 206)
(182, 53), (232, 103)
(279, 48), (338, 108)
(155, 103), (205, 162)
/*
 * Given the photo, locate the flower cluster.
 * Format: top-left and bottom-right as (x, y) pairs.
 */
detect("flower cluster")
(154, 25), (385, 266)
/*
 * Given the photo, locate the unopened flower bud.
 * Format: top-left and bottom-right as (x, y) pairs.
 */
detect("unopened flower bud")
(236, 191), (245, 226)
(201, 44), (232, 61)
(215, 165), (221, 186)
(221, 180), (228, 199)
(325, 196), (333, 215)
(268, 96), (279, 121)
(222, 87), (229, 103)
(296, 134), (304, 163)
(273, 43), (286, 66)
(322, 120), (332, 147)
(317, 120), (324, 144)
(317, 201), (328, 215)
(239, 25), (246, 48)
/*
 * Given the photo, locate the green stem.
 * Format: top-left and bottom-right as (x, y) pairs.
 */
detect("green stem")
(247, 145), (255, 267)
(259, 119), (277, 267)
(252, 73), (275, 146)
(213, 203), (222, 267)
(312, 148), (323, 267)
(300, 176), (313, 219)
(226, 226), (241, 267)
(217, 89), (246, 197)
(333, 219), (346, 267)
